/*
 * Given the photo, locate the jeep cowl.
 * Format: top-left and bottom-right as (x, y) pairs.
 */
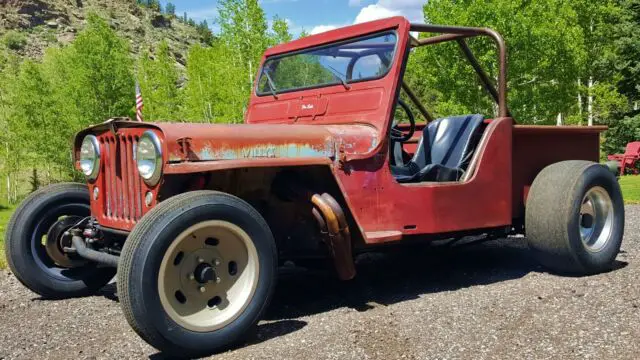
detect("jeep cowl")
(5, 17), (625, 357)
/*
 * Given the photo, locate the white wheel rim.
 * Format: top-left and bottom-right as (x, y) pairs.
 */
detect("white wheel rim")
(579, 186), (614, 252)
(158, 220), (259, 332)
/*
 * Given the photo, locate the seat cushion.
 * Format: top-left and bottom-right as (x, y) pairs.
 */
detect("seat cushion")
(423, 114), (485, 170)
(392, 114), (485, 183)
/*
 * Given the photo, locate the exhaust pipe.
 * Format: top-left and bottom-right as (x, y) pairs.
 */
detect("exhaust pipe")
(71, 235), (119, 268)
(311, 193), (356, 280)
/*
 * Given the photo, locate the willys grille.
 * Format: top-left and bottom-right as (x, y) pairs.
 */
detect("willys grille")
(99, 134), (144, 222)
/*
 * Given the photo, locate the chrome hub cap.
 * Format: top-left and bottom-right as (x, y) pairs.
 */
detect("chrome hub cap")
(579, 186), (614, 252)
(158, 220), (259, 332)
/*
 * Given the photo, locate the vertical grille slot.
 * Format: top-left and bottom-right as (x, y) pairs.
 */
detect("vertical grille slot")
(100, 134), (142, 222)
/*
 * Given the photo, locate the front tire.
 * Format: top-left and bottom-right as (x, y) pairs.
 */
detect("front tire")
(117, 191), (277, 358)
(526, 161), (625, 274)
(5, 183), (116, 298)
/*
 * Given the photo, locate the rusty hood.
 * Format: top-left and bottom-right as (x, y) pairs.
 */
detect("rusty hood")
(75, 120), (380, 174)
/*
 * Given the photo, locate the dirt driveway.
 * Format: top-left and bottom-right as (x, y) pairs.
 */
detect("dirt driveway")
(1, 206), (639, 360)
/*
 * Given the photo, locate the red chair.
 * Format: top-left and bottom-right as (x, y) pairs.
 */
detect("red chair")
(608, 141), (640, 176)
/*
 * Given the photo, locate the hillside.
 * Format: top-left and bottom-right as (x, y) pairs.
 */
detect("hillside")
(0, 0), (206, 64)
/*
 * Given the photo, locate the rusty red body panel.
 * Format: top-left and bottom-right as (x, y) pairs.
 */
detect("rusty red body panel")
(74, 16), (607, 248)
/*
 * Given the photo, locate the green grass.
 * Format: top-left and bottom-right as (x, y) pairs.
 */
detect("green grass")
(620, 175), (640, 204)
(0, 205), (15, 269)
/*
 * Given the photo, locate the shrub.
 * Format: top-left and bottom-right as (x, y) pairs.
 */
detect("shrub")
(3, 31), (27, 50)
(602, 113), (640, 156)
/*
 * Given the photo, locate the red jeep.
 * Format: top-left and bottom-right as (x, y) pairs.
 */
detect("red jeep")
(5, 17), (625, 357)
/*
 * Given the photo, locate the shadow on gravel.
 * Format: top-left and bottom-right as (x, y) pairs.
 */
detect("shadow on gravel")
(266, 237), (543, 319)
(148, 320), (307, 360)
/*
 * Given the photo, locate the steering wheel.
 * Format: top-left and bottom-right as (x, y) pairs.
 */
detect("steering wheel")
(390, 99), (416, 143)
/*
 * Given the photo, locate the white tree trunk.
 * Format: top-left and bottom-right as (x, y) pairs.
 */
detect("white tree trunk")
(248, 60), (253, 89)
(587, 76), (594, 126)
(577, 78), (583, 125)
(6, 173), (10, 204)
(556, 113), (563, 126)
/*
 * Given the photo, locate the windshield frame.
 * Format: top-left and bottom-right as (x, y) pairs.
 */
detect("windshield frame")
(255, 30), (399, 97)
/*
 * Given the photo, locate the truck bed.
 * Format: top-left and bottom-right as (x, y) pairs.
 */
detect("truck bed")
(511, 125), (606, 218)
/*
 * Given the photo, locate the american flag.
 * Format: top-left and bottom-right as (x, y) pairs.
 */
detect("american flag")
(135, 81), (144, 122)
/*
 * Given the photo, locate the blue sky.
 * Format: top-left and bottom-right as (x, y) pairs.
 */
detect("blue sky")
(159, 0), (425, 36)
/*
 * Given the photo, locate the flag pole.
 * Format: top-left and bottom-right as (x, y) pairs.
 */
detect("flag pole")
(135, 80), (144, 122)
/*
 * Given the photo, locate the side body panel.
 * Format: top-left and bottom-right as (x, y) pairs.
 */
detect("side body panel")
(334, 118), (514, 243)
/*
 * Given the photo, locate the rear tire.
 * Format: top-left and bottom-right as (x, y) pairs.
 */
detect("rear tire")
(5, 183), (116, 298)
(525, 161), (624, 274)
(117, 191), (277, 358)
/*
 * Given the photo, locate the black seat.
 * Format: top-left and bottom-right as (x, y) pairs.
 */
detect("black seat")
(392, 114), (485, 183)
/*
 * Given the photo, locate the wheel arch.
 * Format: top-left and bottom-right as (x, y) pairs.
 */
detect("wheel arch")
(158, 165), (364, 260)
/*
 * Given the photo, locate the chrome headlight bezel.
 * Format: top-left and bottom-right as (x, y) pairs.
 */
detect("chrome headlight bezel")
(79, 135), (100, 181)
(136, 130), (163, 186)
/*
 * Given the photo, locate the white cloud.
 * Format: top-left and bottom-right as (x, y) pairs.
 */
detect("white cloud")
(355, 0), (425, 24)
(310, 24), (339, 35)
(302, 0), (425, 37)
(354, 4), (402, 23)
(187, 7), (218, 22)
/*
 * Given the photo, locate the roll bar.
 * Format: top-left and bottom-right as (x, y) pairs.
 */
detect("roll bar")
(408, 23), (510, 118)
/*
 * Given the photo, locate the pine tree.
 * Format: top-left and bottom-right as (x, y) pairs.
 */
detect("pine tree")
(165, 2), (176, 17)
(197, 20), (214, 45)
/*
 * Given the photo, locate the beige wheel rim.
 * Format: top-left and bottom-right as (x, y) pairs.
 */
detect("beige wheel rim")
(158, 220), (259, 332)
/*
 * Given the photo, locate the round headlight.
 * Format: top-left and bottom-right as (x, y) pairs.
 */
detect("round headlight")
(79, 135), (100, 180)
(137, 131), (162, 185)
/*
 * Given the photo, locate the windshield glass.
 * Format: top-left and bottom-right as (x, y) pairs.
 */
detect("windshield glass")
(257, 32), (398, 96)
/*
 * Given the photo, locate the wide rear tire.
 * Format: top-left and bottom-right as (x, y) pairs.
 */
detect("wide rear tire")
(117, 191), (277, 358)
(525, 161), (624, 274)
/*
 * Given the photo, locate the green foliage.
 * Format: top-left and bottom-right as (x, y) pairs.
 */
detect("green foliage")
(613, 0), (640, 103)
(137, 40), (180, 121)
(165, 2), (176, 16)
(602, 113), (640, 155)
(137, 0), (160, 11)
(182, 42), (245, 123)
(3, 31), (27, 51)
(417, 0), (587, 122)
(271, 16), (292, 45)
(0, 13), (134, 185)
(60, 14), (134, 122)
(218, 0), (270, 95)
(196, 20), (214, 46)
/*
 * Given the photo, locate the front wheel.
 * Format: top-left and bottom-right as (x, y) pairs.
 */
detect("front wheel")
(117, 191), (277, 358)
(5, 183), (116, 298)
(525, 161), (625, 274)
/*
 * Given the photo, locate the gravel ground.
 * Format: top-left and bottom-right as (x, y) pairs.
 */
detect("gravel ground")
(1, 206), (639, 360)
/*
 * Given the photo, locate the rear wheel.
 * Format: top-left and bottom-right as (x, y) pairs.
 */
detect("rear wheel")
(5, 183), (115, 298)
(117, 191), (277, 357)
(525, 161), (624, 274)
